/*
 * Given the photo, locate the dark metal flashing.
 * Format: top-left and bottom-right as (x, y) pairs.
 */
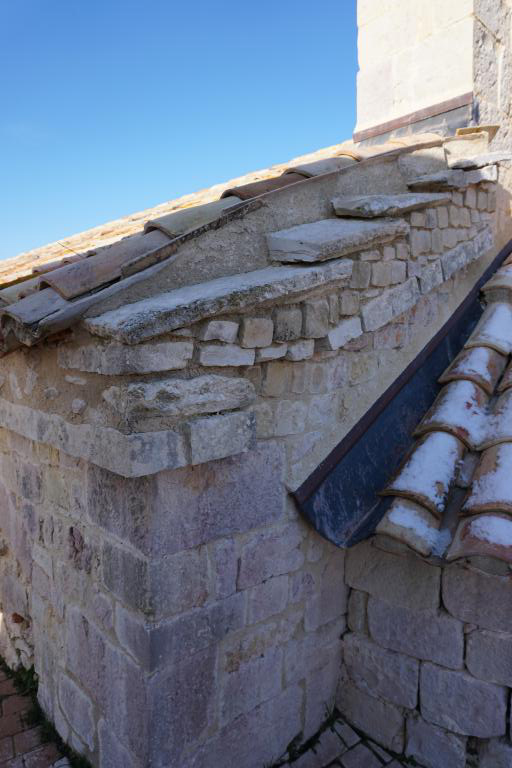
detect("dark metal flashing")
(353, 92), (473, 144)
(293, 237), (512, 548)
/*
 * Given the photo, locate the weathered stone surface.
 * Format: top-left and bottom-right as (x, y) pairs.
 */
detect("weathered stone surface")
(98, 719), (140, 768)
(273, 307), (303, 341)
(443, 564), (512, 632)
(240, 317), (274, 348)
(332, 193), (449, 218)
(340, 743), (381, 768)
(285, 340), (315, 361)
(102, 375), (255, 418)
(237, 523), (304, 589)
(247, 575), (288, 624)
(361, 278), (420, 332)
(85, 261), (352, 344)
(367, 597), (463, 669)
(343, 633), (418, 709)
(420, 663), (507, 737)
(350, 262), (371, 290)
(58, 674), (95, 751)
(220, 645), (283, 726)
(337, 678), (404, 752)
(304, 551), (348, 631)
(479, 739), (512, 768)
(371, 261), (406, 287)
(199, 319), (239, 343)
(325, 317), (363, 350)
(348, 590), (367, 634)
(440, 240), (477, 279)
(465, 165), (498, 184)
(303, 298), (330, 337)
(345, 541), (440, 610)
(152, 442), (286, 554)
(340, 291), (360, 315)
(466, 630), (512, 686)
(419, 261), (443, 294)
(410, 228), (431, 257)
(274, 399), (307, 435)
(407, 169), (467, 191)
(255, 344), (287, 362)
(198, 344), (255, 367)
(187, 411), (254, 465)
(267, 218), (409, 263)
(58, 340), (194, 374)
(406, 715), (466, 768)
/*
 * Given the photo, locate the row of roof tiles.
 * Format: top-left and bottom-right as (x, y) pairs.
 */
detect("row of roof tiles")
(377, 259), (512, 564)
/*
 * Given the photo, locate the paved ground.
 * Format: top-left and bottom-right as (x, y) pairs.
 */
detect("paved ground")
(0, 669), (68, 768)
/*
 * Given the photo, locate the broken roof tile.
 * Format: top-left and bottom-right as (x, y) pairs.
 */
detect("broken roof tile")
(376, 498), (441, 556)
(414, 380), (488, 450)
(438, 345), (506, 395)
(447, 514), (512, 563)
(381, 431), (465, 516)
(463, 443), (512, 516)
(464, 303), (512, 356)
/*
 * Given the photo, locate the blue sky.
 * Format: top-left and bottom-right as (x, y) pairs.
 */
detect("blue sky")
(0, 1), (357, 260)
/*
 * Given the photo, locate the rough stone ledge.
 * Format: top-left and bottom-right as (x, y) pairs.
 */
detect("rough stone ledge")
(84, 260), (353, 345)
(332, 192), (450, 218)
(0, 396), (255, 477)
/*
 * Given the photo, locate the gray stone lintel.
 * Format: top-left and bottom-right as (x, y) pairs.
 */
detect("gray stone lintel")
(332, 193), (450, 218)
(85, 259), (352, 345)
(267, 218), (409, 263)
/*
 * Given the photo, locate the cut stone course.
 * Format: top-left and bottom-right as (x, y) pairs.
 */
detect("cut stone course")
(198, 344), (255, 367)
(466, 629), (512, 686)
(240, 317), (274, 348)
(337, 679), (404, 753)
(405, 716), (466, 768)
(199, 319), (239, 343)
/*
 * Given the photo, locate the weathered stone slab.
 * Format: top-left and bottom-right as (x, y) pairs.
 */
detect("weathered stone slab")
(198, 344), (255, 367)
(332, 193), (450, 218)
(440, 240), (477, 279)
(407, 170), (467, 191)
(343, 633), (418, 708)
(466, 630), (512, 687)
(102, 375), (255, 417)
(406, 715), (466, 768)
(267, 218), (409, 264)
(443, 564), (512, 632)
(479, 739), (512, 768)
(85, 260), (352, 344)
(337, 678), (404, 752)
(325, 317), (363, 350)
(367, 597), (463, 669)
(451, 151), (512, 169)
(58, 340), (194, 374)
(420, 663), (507, 737)
(187, 411), (254, 465)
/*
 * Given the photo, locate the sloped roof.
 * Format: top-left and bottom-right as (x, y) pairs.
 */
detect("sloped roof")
(0, 134), (443, 355)
(377, 257), (512, 564)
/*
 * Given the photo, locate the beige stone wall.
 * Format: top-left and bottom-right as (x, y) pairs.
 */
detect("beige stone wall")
(356, 0), (474, 133)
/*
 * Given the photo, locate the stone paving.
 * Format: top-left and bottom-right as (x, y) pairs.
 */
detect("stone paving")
(0, 669), (67, 768)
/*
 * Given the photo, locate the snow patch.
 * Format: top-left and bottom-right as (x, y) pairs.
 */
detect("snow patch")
(470, 515), (512, 547)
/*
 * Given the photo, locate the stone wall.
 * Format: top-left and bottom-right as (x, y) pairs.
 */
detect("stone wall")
(356, 0), (474, 134)
(0, 160), (501, 767)
(341, 538), (512, 767)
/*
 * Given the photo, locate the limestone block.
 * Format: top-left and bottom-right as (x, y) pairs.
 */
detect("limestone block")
(343, 633), (418, 709)
(466, 630), (512, 686)
(437, 206), (449, 227)
(303, 298), (330, 338)
(410, 211), (426, 227)
(350, 262), (371, 290)
(325, 317), (363, 351)
(345, 541), (440, 610)
(372, 261), (406, 287)
(273, 307), (303, 341)
(420, 663), (507, 737)
(406, 716), (466, 768)
(58, 340), (193, 374)
(419, 262), (444, 294)
(367, 597), (463, 669)
(286, 340), (315, 361)
(255, 344), (287, 362)
(304, 551), (347, 631)
(443, 564), (512, 632)
(262, 361), (292, 396)
(477, 190), (488, 210)
(339, 291), (360, 316)
(103, 375), (255, 418)
(220, 645), (284, 726)
(240, 317), (274, 348)
(442, 228), (458, 249)
(441, 240), (477, 280)
(152, 442), (286, 554)
(98, 719), (140, 768)
(187, 411), (254, 464)
(465, 165), (498, 184)
(398, 147), (448, 180)
(449, 205), (461, 227)
(410, 229), (431, 257)
(237, 523), (304, 589)
(479, 739), (512, 768)
(199, 319), (239, 343)
(465, 187), (477, 208)
(304, 654), (342, 739)
(247, 575), (288, 624)
(361, 278), (420, 332)
(274, 399), (308, 436)
(337, 678), (404, 753)
(86, 260), (352, 344)
(348, 590), (368, 634)
(58, 674), (95, 751)
(267, 218), (409, 263)
(198, 344), (255, 367)
(425, 208), (437, 229)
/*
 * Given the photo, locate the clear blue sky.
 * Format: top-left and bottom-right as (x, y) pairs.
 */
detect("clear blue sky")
(0, 1), (357, 260)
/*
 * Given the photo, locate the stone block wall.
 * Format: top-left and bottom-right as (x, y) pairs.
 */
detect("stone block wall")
(341, 539), (512, 767)
(0, 164), (503, 766)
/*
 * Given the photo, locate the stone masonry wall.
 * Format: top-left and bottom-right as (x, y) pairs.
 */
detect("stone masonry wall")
(0, 167), (503, 767)
(341, 538), (512, 768)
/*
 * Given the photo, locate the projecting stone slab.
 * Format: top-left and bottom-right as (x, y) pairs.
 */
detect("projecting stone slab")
(407, 170), (467, 191)
(102, 375), (256, 418)
(332, 193), (450, 218)
(450, 152), (512, 169)
(267, 218), (409, 263)
(420, 663), (507, 737)
(85, 260), (352, 344)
